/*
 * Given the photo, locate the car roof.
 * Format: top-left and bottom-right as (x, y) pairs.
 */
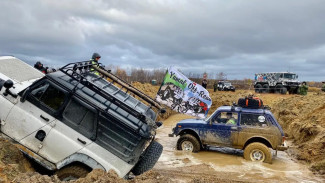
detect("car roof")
(46, 71), (157, 121)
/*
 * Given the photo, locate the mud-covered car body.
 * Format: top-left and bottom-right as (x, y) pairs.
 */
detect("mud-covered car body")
(0, 56), (163, 179)
(170, 106), (287, 162)
(254, 72), (300, 94)
(217, 81), (235, 92)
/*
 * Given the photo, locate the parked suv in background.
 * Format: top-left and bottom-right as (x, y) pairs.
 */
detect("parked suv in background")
(169, 105), (287, 163)
(217, 81), (236, 92)
(0, 56), (164, 180)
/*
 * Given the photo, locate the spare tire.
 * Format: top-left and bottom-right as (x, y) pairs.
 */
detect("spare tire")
(131, 141), (163, 176)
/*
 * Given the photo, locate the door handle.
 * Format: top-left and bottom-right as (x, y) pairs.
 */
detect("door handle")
(231, 126), (238, 130)
(40, 115), (49, 122)
(77, 138), (86, 145)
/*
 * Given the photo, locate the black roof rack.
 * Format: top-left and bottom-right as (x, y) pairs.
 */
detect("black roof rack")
(59, 61), (165, 121)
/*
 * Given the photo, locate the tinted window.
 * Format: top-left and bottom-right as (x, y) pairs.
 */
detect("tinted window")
(213, 112), (238, 125)
(240, 113), (268, 127)
(30, 82), (66, 111)
(62, 98), (96, 139)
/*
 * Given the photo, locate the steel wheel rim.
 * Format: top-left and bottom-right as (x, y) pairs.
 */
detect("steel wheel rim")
(181, 140), (194, 152)
(250, 149), (265, 161)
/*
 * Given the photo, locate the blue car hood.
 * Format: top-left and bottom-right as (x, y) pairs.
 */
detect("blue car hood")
(177, 118), (207, 125)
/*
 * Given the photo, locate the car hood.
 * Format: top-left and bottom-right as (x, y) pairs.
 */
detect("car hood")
(0, 56), (44, 93)
(177, 118), (207, 125)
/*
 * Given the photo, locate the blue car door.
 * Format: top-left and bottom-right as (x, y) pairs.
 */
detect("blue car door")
(201, 111), (239, 146)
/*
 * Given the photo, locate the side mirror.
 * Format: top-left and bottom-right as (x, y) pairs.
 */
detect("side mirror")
(3, 80), (17, 98)
(296, 75), (299, 79)
(4, 80), (13, 89)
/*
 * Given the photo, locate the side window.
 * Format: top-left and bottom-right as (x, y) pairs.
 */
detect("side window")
(62, 98), (96, 139)
(240, 113), (268, 127)
(28, 81), (66, 112)
(213, 112), (238, 125)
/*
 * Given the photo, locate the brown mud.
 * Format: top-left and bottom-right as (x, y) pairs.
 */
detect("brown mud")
(0, 84), (324, 182)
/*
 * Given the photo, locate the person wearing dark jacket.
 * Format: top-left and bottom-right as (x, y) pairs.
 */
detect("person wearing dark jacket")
(202, 79), (208, 89)
(34, 61), (47, 74)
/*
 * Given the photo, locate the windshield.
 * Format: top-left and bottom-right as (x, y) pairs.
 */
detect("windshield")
(283, 73), (296, 79)
(205, 109), (219, 121)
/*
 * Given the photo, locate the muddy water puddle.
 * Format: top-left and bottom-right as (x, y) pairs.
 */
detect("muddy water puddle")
(154, 114), (324, 183)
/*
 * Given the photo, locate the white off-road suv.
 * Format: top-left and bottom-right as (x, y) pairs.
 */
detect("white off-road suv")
(0, 56), (164, 180)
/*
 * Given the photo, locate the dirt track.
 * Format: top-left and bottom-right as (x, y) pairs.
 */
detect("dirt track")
(0, 84), (325, 182)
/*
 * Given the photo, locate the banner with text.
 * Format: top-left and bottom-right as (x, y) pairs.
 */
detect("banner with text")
(156, 67), (212, 118)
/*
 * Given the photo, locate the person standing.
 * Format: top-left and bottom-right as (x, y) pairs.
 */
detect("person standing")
(202, 79), (208, 89)
(213, 81), (218, 92)
(90, 53), (101, 76)
(202, 73), (208, 89)
(298, 81), (308, 95)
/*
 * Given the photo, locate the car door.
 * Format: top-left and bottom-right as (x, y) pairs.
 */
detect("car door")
(202, 111), (239, 146)
(3, 80), (66, 146)
(37, 96), (97, 163)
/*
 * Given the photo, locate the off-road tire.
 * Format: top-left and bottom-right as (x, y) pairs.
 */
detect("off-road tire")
(55, 164), (90, 181)
(131, 141), (163, 176)
(255, 84), (262, 93)
(262, 84), (269, 93)
(281, 87), (287, 94)
(243, 142), (272, 163)
(275, 84), (283, 94)
(177, 134), (201, 153)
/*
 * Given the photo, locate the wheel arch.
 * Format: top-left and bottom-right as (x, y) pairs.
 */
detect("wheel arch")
(56, 153), (105, 171)
(243, 137), (273, 150)
(178, 129), (203, 147)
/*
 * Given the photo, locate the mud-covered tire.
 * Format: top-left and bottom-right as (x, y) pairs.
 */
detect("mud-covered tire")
(55, 164), (90, 181)
(177, 134), (201, 153)
(131, 141), (163, 176)
(243, 142), (272, 163)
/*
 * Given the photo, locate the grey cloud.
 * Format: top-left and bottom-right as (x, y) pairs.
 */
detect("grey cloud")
(0, 0), (325, 81)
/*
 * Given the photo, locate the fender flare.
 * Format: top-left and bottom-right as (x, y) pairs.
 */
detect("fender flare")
(243, 136), (274, 150)
(56, 153), (105, 171)
(178, 129), (203, 146)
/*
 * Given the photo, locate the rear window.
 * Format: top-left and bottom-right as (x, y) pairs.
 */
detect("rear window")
(240, 113), (268, 127)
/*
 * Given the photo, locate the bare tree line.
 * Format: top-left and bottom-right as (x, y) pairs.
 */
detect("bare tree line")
(104, 65), (323, 89)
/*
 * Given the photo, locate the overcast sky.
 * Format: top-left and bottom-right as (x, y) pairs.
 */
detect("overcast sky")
(1, 0), (325, 81)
